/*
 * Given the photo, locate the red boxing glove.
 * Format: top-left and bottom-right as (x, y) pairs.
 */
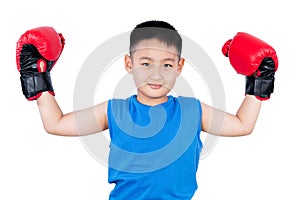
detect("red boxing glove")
(222, 32), (278, 100)
(16, 26), (65, 100)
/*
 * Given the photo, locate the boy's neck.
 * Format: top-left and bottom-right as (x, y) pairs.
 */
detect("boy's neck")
(136, 94), (168, 106)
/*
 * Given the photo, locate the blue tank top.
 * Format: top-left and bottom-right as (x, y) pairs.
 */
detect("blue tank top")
(107, 95), (202, 200)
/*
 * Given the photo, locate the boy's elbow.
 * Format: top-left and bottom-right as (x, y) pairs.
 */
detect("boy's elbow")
(44, 126), (57, 135)
(43, 125), (61, 136)
(43, 125), (78, 137)
(229, 126), (254, 137)
(242, 131), (252, 136)
(241, 126), (255, 136)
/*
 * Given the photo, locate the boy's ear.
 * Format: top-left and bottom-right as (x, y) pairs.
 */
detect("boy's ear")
(124, 54), (133, 74)
(177, 57), (185, 75)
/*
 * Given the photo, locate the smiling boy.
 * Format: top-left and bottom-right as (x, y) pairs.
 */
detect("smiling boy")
(16, 20), (277, 199)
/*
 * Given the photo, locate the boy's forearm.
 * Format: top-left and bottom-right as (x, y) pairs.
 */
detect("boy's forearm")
(235, 95), (262, 134)
(37, 92), (64, 134)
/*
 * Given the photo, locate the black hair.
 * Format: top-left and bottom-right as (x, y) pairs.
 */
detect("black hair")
(129, 20), (182, 56)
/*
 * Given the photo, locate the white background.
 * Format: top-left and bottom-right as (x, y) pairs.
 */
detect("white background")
(1, 0), (299, 199)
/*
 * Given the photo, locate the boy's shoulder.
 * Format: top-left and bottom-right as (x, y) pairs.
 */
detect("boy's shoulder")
(177, 95), (200, 101)
(176, 96), (201, 110)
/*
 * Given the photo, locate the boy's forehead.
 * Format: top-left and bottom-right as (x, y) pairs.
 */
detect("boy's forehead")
(132, 38), (179, 57)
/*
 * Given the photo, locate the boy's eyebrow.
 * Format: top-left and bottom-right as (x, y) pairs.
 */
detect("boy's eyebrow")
(162, 58), (176, 62)
(139, 56), (176, 62)
(139, 56), (154, 61)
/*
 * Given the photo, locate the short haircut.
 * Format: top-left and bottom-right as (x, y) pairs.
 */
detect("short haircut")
(129, 20), (182, 57)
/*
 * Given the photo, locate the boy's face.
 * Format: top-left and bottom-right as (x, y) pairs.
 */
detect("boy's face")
(125, 38), (184, 105)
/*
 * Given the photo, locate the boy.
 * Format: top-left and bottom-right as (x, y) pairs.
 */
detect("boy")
(16, 20), (277, 199)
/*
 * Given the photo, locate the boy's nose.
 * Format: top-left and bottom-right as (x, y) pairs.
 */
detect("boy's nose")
(148, 65), (163, 80)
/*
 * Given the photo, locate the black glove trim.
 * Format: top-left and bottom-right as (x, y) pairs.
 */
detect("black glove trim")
(20, 72), (53, 100)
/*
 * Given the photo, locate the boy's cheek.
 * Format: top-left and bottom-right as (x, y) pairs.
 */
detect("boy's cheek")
(134, 80), (146, 89)
(132, 66), (147, 76)
(164, 79), (176, 90)
(130, 67), (144, 83)
(132, 74), (148, 88)
(165, 70), (179, 79)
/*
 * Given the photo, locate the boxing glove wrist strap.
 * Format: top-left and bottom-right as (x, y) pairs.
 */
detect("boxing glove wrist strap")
(20, 72), (54, 100)
(245, 76), (275, 100)
(245, 76), (255, 96)
(253, 76), (275, 99)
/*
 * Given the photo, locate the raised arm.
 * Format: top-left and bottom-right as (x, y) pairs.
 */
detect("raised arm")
(202, 32), (278, 137)
(16, 26), (107, 136)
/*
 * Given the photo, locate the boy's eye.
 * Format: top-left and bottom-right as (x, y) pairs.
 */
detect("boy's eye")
(142, 63), (151, 67)
(163, 64), (172, 68)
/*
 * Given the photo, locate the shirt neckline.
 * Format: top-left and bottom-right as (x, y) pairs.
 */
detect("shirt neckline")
(132, 95), (174, 108)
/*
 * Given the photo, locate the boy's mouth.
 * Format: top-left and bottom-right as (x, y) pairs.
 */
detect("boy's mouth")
(148, 83), (163, 89)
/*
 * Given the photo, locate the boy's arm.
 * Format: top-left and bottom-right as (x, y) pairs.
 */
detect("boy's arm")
(37, 92), (108, 136)
(16, 26), (108, 136)
(201, 95), (261, 136)
(202, 32), (278, 137)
